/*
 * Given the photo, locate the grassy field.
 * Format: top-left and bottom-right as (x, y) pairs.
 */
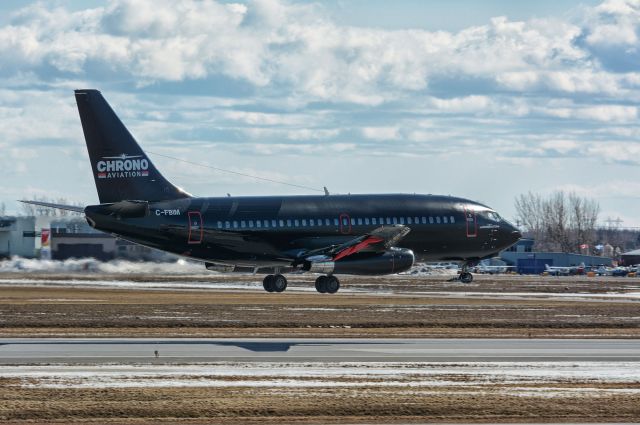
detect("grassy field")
(1, 273), (639, 338)
(1, 273), (640, 423)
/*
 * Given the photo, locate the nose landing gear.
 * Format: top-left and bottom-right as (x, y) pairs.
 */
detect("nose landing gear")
(459, 271), (473, 283)
(458, 261), (477, 283)
(315, 275), (340, 294)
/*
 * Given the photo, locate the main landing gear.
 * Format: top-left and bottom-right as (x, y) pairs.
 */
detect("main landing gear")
(263, 274), (287, 292)
(315, 275), (340, 294)
(261, 274), (341, 294)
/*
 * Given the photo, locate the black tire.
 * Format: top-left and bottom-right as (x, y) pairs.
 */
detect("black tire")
(459, 272), (473, 283)
(315, 276), (328, 293)
(263, 274), (276, 292)
(273, 274), (287, 292)
(326, 276), (340, 294)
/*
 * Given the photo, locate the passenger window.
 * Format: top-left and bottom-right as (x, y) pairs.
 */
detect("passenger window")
(399, 217), (405, 224)
(326, 219), (331, 226)
(334, 218), (339, 226)
(436, 216), (441, 224)
(272, 220), (277, 227)
(225, 221), (230, 229)
(302, 219), (307, 226)
(279, 220), (284, 227)
(414, 216), (419, 224)
(233, 221), (238, 228)
(263, 220), (269, 228)
(249, 220), (254, 227)
(365, 218), (370, 225)
(450, 216), (455, 223)
(294, 219), (299, 227)
(386, 217), (391, 225)
(422, 217), (427, 224)
(372, 218), (377, 225)
(287, 219), (292, 227)
(443, 217), (448, 224)
(429, 217), (433, 224)
(407, 217), (412, 224)
(241, 220), (246, 228)
(256, 220), (261, 228)
(217, 221), (222, 228)
(310, 219), (314, 226)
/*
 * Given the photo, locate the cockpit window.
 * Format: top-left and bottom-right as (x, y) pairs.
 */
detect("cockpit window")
(480, 210), (502, 222)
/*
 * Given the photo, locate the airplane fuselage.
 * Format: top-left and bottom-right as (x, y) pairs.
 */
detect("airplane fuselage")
(85, 193), (521, 271)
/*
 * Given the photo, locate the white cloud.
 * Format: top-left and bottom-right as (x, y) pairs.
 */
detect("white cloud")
(361, 126), (400, 141)
(0, 0), (637, 103)
(1, 1), (640, 224)
(543, 104), (637, 123)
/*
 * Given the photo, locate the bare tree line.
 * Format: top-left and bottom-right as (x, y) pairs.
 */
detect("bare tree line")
(19, 197), (83, 217)
(515, 191), (599, 253)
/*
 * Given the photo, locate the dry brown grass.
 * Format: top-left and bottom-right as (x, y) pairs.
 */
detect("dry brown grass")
(0, 385), (639, 423)
(1, 273), (640, 338)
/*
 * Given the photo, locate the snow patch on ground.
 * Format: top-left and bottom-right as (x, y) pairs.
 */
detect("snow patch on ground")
(2, 362), (639, 390)
(0, 257), (206, 274)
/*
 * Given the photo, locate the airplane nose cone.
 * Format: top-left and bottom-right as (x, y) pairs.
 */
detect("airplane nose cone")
(500, 222), (522, 247)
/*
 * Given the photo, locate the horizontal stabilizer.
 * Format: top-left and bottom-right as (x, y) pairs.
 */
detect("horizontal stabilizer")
(19, 200), (84, 213)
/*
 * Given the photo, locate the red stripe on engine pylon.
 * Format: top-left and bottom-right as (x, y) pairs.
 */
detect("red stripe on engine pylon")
(333, 236), (384, 261)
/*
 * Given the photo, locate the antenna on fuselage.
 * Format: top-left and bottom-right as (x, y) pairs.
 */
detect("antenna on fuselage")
(323, 186), (330, 196)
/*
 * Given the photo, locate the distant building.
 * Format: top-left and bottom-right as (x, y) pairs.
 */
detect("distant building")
(620, 249), (640, 266)
(501, 238), (612, 274)
(0, 216), (36, 258)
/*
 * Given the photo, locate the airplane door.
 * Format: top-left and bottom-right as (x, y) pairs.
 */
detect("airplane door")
(188, 211), (203, 244)
(465, 209), (477, 238)
(339, 213), (351, 234)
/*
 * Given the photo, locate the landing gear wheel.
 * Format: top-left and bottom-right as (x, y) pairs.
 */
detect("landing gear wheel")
(273, 274), (288, 292)
(263, 274), (276, 292)
(325, 276), (340, 294)
(459, 272), (473, 283)
(315, 276), (328, 293)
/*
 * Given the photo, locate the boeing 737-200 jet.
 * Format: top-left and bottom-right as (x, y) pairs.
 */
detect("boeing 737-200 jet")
(22, 90), (521, 293)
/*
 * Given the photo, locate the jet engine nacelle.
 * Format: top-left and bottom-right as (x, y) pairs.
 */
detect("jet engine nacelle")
(304, 247), (415, 275)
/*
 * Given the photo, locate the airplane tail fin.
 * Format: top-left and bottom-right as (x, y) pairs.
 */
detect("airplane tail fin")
(74, 89), (190, 204)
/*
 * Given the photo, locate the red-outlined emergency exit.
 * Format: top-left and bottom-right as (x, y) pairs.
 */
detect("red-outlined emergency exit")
(339, 213), (352, 235)
(465, 209), (477, 238)
(188, 211), (203, 244)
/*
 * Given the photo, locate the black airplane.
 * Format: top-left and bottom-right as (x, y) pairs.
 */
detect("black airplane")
(22, 89), (521, 293)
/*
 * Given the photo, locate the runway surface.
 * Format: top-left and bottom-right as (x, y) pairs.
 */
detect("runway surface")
(1, 338), (639, 364)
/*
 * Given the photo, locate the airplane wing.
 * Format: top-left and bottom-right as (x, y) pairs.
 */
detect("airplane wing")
(301, 225), (411, 262)
(19, 200), (84, 213)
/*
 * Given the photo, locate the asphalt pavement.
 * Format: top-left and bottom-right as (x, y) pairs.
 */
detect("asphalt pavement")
(0, 338), (639, 364)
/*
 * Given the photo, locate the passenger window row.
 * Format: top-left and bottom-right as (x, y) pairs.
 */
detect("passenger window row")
(213, 215), (456, 229)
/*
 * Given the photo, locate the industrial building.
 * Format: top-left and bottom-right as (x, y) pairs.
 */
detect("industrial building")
(620, 249), (640, 266)
(500, 239), (612, 274)
(0, 216), (36, 258)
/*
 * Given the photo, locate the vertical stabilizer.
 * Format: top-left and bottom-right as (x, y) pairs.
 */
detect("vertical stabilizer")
(75, 89), (190, 203)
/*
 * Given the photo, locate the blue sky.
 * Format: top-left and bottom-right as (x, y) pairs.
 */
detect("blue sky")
(0, 0), (639, 227)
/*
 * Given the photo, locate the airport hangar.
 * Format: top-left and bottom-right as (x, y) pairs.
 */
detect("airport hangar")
(500, 238), (613, 274)
(0, 215), (173, 261)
